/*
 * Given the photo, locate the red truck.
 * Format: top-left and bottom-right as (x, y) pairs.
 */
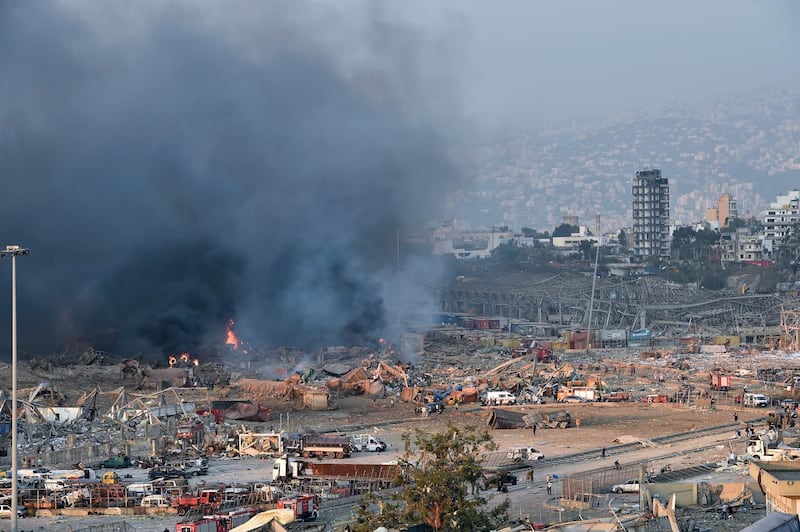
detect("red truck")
(277, 494), (319, 521)
(173, 488), (221, 516)
(176, 508), (258, 532)
(709, 372), (732, 391)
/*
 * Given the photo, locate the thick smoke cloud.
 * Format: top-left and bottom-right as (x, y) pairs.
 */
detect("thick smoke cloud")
(0, 2), (461, 360)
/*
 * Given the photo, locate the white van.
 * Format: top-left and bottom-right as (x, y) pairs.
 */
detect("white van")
(141, 494), (170, 508)
(351, 434), (387, 452)
(744, 393), (769, 408)
(483, 391), (517, 405)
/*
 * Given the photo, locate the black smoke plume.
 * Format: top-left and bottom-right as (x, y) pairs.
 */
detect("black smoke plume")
(0, 2), (461, 360)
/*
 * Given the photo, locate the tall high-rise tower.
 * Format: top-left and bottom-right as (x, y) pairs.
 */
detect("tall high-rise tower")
(632, 168), (670, 258)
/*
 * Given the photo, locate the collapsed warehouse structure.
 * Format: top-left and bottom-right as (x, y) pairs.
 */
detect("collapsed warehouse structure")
(438, 273), (788, 340)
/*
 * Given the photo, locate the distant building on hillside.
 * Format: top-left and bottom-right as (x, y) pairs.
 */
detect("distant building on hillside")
(764, 189), (800, 256)
(706, 193), (738, 228)
(632, 168), (671, 258)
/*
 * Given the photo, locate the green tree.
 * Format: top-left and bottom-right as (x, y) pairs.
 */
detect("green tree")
(522, 227), (550, 240)
(578, 240), (594, 262)
(553, 223), (578, 238)
(351, 424), (510, 532)
(618, 229), (628, 250)
(671, 226), (719, 261)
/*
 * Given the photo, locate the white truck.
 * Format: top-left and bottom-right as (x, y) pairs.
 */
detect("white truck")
(745, 429), (800, 461)
(507, 446), (545, 462)
(351, 434), (387, 452)
(483, 391), (517, 405)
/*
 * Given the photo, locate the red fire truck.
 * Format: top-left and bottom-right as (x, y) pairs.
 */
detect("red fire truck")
(175, 507), (258, 532)
(277, 494), (319, 521)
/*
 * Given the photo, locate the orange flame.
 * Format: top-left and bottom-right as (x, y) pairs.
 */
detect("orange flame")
(180, 353), (190, 363)
(168, 356), (177, 367)
(226, 319), (239, 350)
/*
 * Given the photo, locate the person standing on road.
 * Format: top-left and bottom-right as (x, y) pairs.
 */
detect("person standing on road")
(532, 424), (537, 436)
(734, 412), (739, 422)
(601, 447), (606, 458)
(546, 479), (552, 495)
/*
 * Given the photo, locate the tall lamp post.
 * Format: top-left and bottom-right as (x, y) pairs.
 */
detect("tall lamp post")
(1, 245), (29, 532)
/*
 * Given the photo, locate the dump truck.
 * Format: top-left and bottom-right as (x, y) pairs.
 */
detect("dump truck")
(298, 434), (354, 458)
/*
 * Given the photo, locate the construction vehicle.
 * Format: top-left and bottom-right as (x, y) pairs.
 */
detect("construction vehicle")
(351, 434), (387, 452)
(172, 488), (222, 516)
(276, 494), (319, 521)
(101, 471), (121, 485)
(709, 371), (732, 391)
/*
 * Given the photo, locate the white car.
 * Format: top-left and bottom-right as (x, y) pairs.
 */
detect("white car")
(0, 504), (25, 519)
(611, 479), (642, 493)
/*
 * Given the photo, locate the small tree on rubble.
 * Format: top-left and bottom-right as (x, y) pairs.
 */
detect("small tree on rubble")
(351, 423), (510, 531)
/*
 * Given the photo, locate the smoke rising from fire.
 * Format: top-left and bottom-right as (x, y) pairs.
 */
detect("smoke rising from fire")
(0, 2), (463, 359)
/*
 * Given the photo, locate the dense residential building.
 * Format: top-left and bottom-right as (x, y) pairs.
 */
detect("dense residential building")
(551, 225), (600, 249)
(632, 168), (671, 258)
(720, 228), (766, 267)
(764, 189), (800, 256)
(706, 193), (738, 228)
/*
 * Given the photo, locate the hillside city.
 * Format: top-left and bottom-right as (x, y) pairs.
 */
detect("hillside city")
(449, 86), (800, 236)
(433, 86), (800, 281)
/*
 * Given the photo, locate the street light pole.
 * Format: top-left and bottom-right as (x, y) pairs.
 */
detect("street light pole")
(1, 244), (29, 532)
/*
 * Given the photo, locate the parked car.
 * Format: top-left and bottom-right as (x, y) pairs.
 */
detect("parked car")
(611, 479), (644, 493)
(148, 466), (186, 481)
(0, 504), (25, 519)
(559, 396), (587, 403)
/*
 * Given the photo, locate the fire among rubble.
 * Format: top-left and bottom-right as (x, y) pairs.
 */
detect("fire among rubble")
(226, 319), (239, 350)
(168, 353), (197, 368)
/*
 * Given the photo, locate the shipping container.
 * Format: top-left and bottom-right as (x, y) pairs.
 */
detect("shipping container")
(600, 329), (627, 348)
(628, 329), (653, 348)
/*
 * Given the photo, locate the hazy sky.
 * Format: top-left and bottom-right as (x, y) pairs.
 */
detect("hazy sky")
(0, 0), (797, 356)
(380, 0), (800, 133)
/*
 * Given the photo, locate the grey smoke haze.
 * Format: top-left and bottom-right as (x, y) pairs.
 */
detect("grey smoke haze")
(0, 1), (461, 359)
(1, 1), (798, 358)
